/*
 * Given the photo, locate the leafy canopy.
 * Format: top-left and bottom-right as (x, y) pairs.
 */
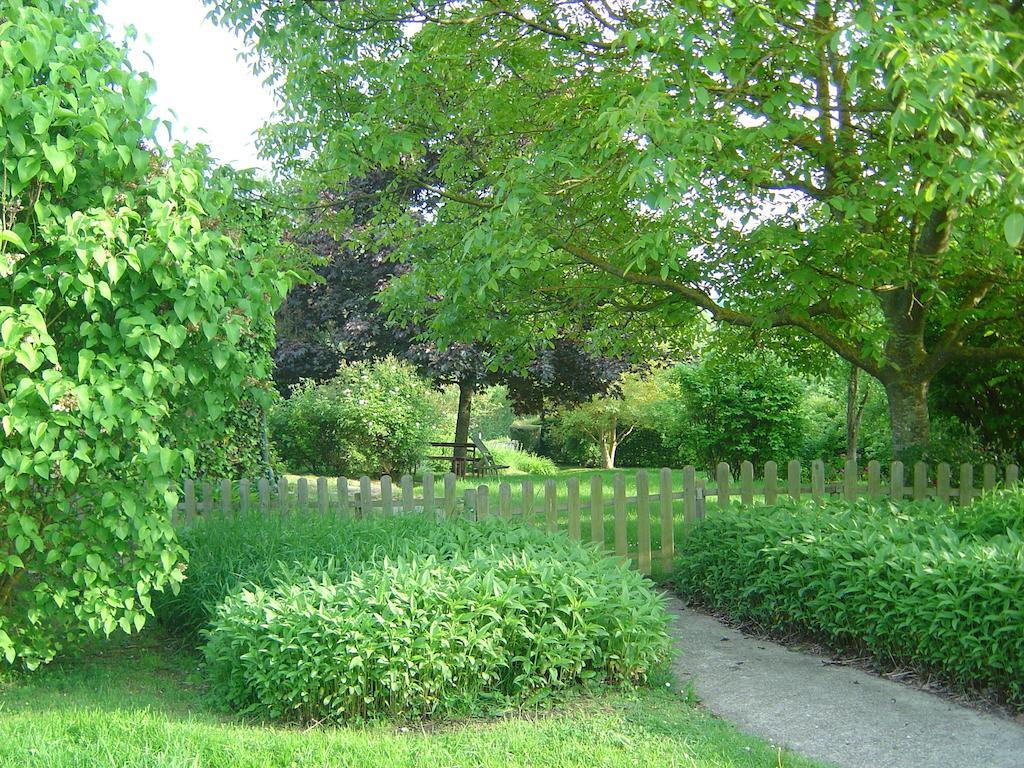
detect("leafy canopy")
(207, 0), (1024, 461)
(0, 0), (295, 667)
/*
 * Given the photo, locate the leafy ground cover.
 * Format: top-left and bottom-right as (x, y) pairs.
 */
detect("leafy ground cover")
(674, 490), (1024, 708)
(0, 630), (825, 768)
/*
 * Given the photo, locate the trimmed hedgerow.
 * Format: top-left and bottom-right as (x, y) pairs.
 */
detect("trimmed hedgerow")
(204, 545), (670, 723)
(673, 490), (1024, 706)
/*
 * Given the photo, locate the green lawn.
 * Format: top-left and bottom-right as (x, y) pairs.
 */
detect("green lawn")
(0, 631), (826, 768)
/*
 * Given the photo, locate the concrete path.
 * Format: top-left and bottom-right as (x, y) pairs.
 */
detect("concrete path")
(667, 597), (1024, 768)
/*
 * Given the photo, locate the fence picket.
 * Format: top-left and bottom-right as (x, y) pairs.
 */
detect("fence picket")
(740, 461), (754, 505)
(380, 476), (393, 515)
(499, 482), (512, 519)
(220, 479), (232, 517)
(787, 460), (801, 501)
(521, 480), (534, 522)
(317, 477), (328, 515)
(296, 477), (308, 513)
(477, 485), (490, 518)
(444, 473), (457, 517)
(683, 465), (697, 525)
(257, 477), (269, 514)
(764, 461), (778, 505)
(890, 461), (904, 501)
(983, 464), (996, 493)
(959, 464), (974, 506)
(422, 473), (434, 517)
(659, 468), (674, 570)
(1007, 465), (1020, 488)
(544, 479), (557, 532)
(184, 479), (197, 524)
(613, 473), (627, 557)
(843, 459), (857, 501)
(716, 462), (731, 507)
(359, 476), (372, 518)
(337, 477), (349, 517)
(811, 460), (825, 505)
(567, 477), (581, 540)
(637, 470), (652, 575)
(913, 462), (928, 501)
(937, 463), (951, 503)
(590, 476), (604, 547)
(401, 474), (414, 513)
(277, 476), (289, 515)
(202, 481), (213, 516)
(239, 478), (250, 516)
(464, 488), (476, 519)
(867, 460), (881, 498)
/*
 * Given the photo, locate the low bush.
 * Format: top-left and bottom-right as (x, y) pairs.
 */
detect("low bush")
(673, 491), (1024, 706)
(204, 542), (670, 723)
(269, 357), (437, 477)
(489, 444), (559, 475)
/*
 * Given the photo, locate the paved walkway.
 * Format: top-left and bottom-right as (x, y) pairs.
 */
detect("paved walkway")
(667, 597), (1024, 768)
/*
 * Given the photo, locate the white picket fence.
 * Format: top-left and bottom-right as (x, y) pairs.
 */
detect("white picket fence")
(176, 458), (1021, 575)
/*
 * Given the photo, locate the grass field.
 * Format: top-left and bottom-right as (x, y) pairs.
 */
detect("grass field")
(0, 630), (825, 768)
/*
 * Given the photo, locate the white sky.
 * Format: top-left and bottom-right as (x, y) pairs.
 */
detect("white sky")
(98, 0), (275, 171)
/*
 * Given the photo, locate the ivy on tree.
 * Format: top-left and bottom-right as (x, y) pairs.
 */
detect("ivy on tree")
(0, 1), (295, 667)
(209, 0), (1024, 463)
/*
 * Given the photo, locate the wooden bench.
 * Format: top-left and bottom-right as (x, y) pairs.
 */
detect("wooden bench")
(427, 441), (479, 478)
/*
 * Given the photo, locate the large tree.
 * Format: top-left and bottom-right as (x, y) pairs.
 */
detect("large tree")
(209, 0), (1024, 462)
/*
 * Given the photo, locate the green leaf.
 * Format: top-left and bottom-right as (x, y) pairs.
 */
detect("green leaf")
(0, 230), (28, 252)
(1004, 213), (1024, 248)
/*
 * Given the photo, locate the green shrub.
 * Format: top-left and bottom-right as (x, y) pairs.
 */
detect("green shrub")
(269, 357), (437, 477)
(204, 532), (670, 723)
(615, 427), (676, 468)
(489, 445), (559, 475)
(673, 491), (1024, 706)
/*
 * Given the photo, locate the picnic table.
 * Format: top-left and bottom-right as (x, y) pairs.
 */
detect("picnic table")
(427, 433), (510, 478)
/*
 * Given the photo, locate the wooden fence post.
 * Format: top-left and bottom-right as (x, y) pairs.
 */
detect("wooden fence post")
(983, 464), (996, 494)
(477, 485), (490, 518)
(695, 485), (706, 520)
(521, 480), (535, 522)
(787, 460), (801, 501)
(764, 461), (778, 506)
(1007, 464), (1020, 488)
(683, 465), (697, 525)
(659, 468), (674, 570)
(590, 475), (604, 547)
(257, 477), (269, 514)
(359, 476), (372, 518)
(811, 460), (825, 505)
(422, 473), (434, 517)
(867, 460), (881, 498)
(913, 462), (928, 501)
(613, 473), (627, 558)
(567, 477), (582, 540)
(401, 474), (414, 513)
(220, 478), (232, 517)
(201, 481), (213, 516)
(544, 479), (558, 532)
(937, 463), (951, 504)
(277, 476), (289, 515)
(843, 459), (857, 501)
(499, 482), (512, 519)
(317, 477), (328, 515)
(890, 461), (904, 501)
(444, 473), (457, 517)
(636, 470), (652, 575)
(337, 477), (349, 517)
(380, 475), (393, 516)
(959, 464), (974, 506)
(239, 478), (250, 516)
(716, 462), (731, 508)
(740, 461), (754, 505)
(184, 479), (197, 524)
(464, 487), (476, 519)
(296, 477), (308, 513)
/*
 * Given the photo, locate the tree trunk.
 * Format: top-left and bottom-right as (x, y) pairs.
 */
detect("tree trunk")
(453, 380), (474, 476)
(883, 376), (930, 465)
(600, 438), (616, 469)
(846, 366), (860, 461)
